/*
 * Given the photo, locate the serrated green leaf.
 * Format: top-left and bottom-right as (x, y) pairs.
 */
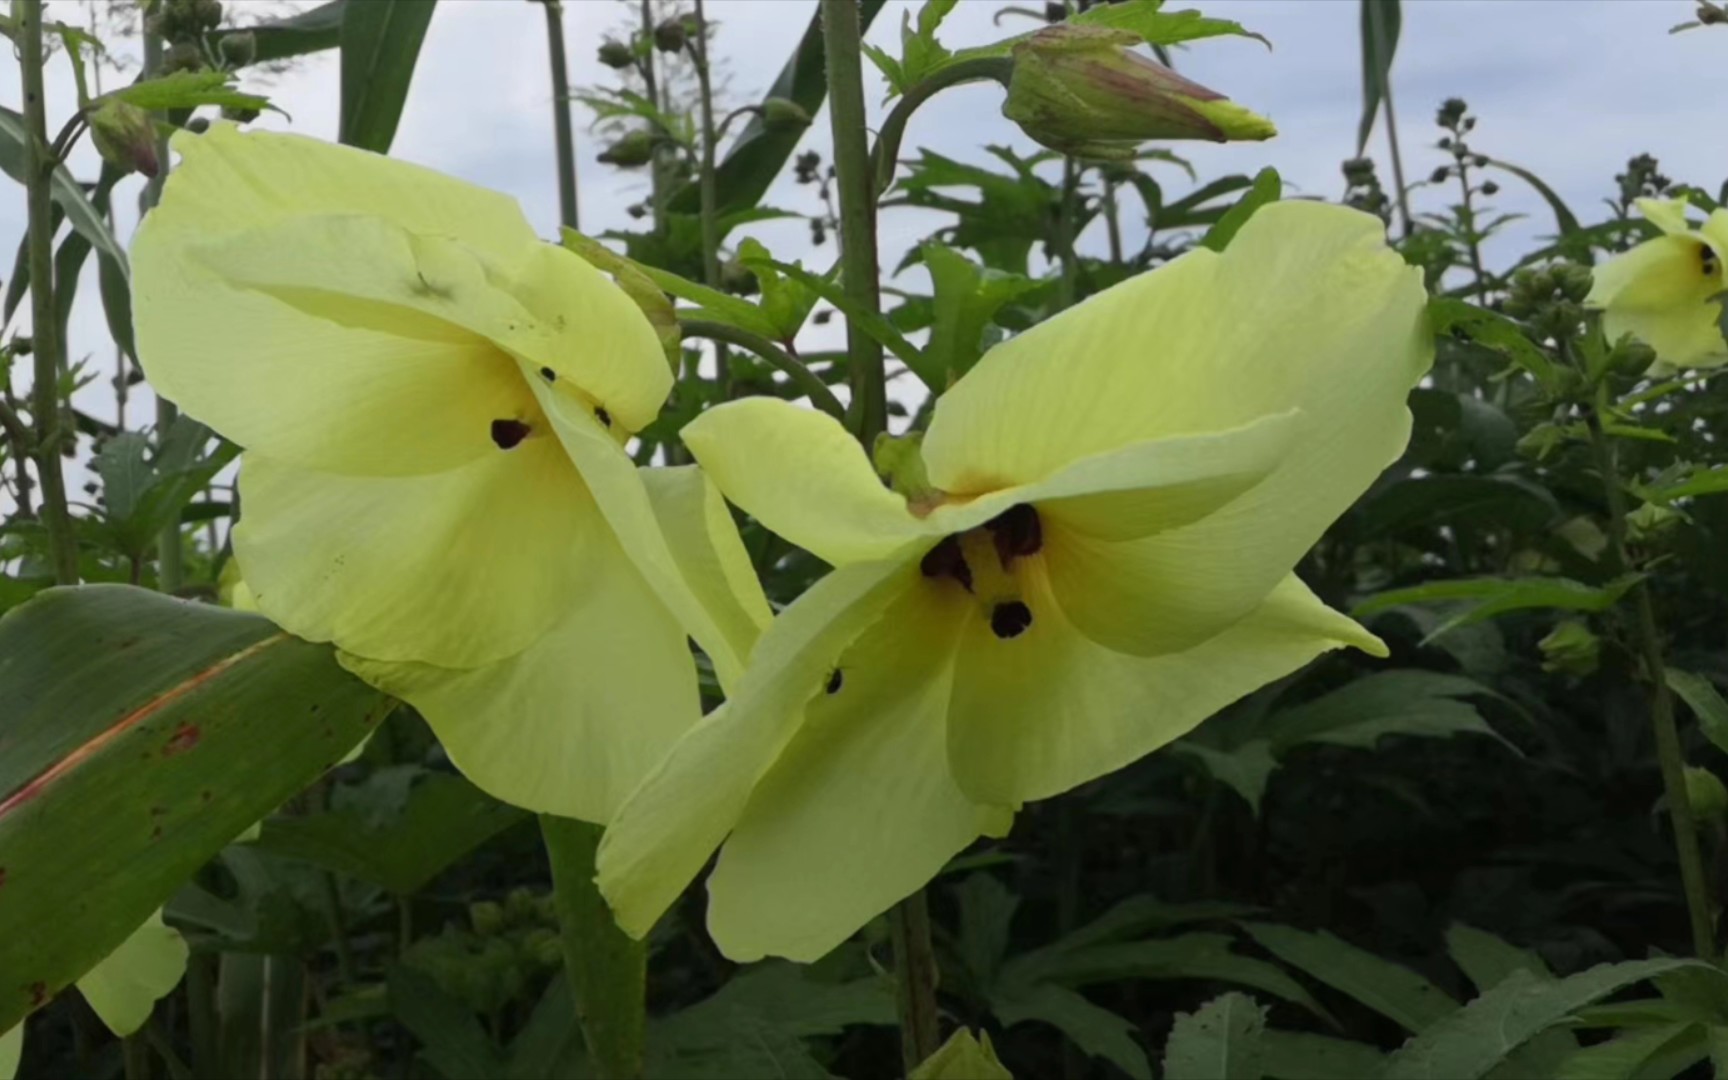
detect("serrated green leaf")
(1267, 671), (1512, 756)
(1260, 1030), (1385, 1080)
(1354, 575), (1639, 641)
(1163, 992), (1268, 1080)
(1244, 923), (1457, 1034)
(109, 71), (272, 114)
(994, 982), (1152, 1080)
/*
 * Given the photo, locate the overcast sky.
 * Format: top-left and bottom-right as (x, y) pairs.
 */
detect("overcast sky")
(3, 0), (1726, 445)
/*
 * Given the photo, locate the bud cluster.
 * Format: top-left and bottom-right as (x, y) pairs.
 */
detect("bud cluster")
(1614, 153), (1673, 217)
(1504, 262), (1594, 344)
(1428, 97), (1494, 194)
(402, 887), (563, 1016)
(1341, 156), (1392, 225)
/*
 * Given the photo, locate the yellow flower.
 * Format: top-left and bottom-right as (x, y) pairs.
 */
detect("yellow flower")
(133, 125), (767, 824)
(1, 911), (188, 1076)
(598, 202), (1430, 962)
(1587, 197), (1728, 374)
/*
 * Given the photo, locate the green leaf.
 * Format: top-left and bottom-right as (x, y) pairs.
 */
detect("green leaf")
(953, 872), (1020, 990)
(1073, 1), (1271, 47)
(1667, 668), (1728, 761)
(1356, 0), (1401, 153)
(1202, 168), (1281, 252)
(1163, 992), (1268, 1080)
(506, 976), (588, 1080)
(1486, 158), (1581, 237)
(1638, 465), (1728, 502)
(1173, 739), (1278, 813)
(1353, 575), (1639, 641)
(338, 0), (438, 153)
(919, 242), (1038, 378)
(94, 432), (154, 524)
(0, 585), (388, 1032)
(994, 982), (1152, 1080)
(737, 238), (823, 341)
(109, 71), (271, 114)
(1244, 923), (1458, 1034)
(1267, 671), (1512, 755)
(669, 1), (889, 219)
(1427, 298), (1559, 390)
(253, 771), (526, 894)
(1555, 1022), (1706, 1080)
(1259, 1031), (1385, 1080)
(1446, 924), (1552, 995)
(223, 1), (346, 67)
(389, 964), (506, 1080)
(1052, 896), (1267, 954)
(1384, 960), (1714, 1080)
(756, 257), (942, 388)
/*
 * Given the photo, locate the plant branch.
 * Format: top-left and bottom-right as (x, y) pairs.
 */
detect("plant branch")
(822, 0), (886, 442)
(1367, 3), (1412, 238)
(539, 0), (579, 230)
(871, 57), (1013, 198)
(681, 320), (846, 420)
(890, 892), (942, 1074)
(1583, 382), (1716, 959)
(18, 0), (79, 585)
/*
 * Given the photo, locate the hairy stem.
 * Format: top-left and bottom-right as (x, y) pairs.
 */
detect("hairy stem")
(681, 320), (845, 420)
(18, 0), (79, 585)
(1584, 386), (1716, 958)
(889, 892), (942, 1074)
(541, 815), (647, 1079)
(822, 0), (886, 442)
(540, 0), (579, 230)
(871, 56), (1013, 198)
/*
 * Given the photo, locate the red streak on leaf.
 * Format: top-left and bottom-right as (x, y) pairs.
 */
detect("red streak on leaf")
(27, 981), (46, 1007)
(0, 635), (286, 821)
(162, 723), (201, 757)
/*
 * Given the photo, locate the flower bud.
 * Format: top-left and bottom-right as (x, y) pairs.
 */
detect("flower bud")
(218, 30), (256, 67)
(1001, 26), (1274, 160)
(194, 0), (224, 30)
(598, 130), (655, 167)
(1608, 333), (1656, 378)
(1684, 766), (1728, 827)
(1480, 180), (1499, 196)
(1539, 619), (1600, 676)
(88, 98), (160, 177)
(164, 41), (203, 74)
(653, 17), (687, 53)
(469, 900), (505, 936)
(1429, 166), (1451, 184)
(597, 39), (635, 69)
(761, 96), (812, 130)
(873, 431), (939, 509)
(1625, 501), (1682, 543)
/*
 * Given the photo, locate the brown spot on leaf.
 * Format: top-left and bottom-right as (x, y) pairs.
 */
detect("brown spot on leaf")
(163, 723), (201, 757)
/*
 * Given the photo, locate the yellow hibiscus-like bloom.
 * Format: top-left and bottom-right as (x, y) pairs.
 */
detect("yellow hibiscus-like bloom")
(1587, 197), (1728, 374)
(1, 912), (187, 1078)
(133, 125), (767, 824)
(597, 202), (1431, 962)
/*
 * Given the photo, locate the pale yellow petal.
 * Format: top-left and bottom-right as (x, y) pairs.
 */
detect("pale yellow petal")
(342, 527), (699, 824)
(1589, 234), (1728, 371)
(1635, 197), (1694, 237)
(640, 465), (772, 690)
(682, 398), (932, 566)
(77, 911), (188, 1037)
(526, 370), (762, 684)
(506, 242), (672, 433)
(947, 569), (1385, 806)
(235, 441), (590, 669)
(597, 558), (917, 939)
(707, 579), (1003, 963)
(925, 202), (1427, 641)
(0, 1023), (18, 1080)
(155, 123), (536, 263)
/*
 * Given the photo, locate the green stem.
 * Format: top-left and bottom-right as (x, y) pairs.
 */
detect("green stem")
(871, 57), (1013, 198)
(1455, 163), (1488, 305)
(889, 893), (942, 1074)
(1367, 1), (1412, 238)
(822, 0), (886, 443)
(541, 815), (646, 1080)
(122, 1033), (151, 1080)
(681, 321), (846, 420)
(1055, 156), (1080, 312)
(186, 952), (219, 1078)
(1583, 385), (1716, 959)
(139, 19), (181, 593)
(638, 0), (669, 239)
(17, 0), (79, 585)
(692, 0), (721, 290)
(540, 0), (579, 231)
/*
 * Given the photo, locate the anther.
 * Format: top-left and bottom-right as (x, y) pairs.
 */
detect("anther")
(1703, 243), (1720, 277)
(984, 504), (1042, 566)
(920, 535), (973, 592)
(990, 601), (1033, 639)
(490, 419), (532, 449)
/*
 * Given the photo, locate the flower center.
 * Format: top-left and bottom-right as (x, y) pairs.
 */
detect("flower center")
(921, 504), (1043, 640)
(1703, 241), (1720, 279)
(490, 418), (532, 450)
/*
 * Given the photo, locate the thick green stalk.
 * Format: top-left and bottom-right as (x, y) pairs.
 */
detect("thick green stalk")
(692, 0), (720, 290)
(822, 0), (886, 442)
(1367, 2), (1412, 238)
(1584, 389), (1716, 959)
(871, 56), (1012, 198)
(889, 892), (942, 1074)
(541, 816), (647, 1079)
(139, 20), (182, 592)
(17, 0), (78, 585)
(1055, 157), (1080, 312)
(540, 0), (580, 230)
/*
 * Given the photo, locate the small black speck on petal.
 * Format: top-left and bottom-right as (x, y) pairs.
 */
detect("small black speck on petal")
(540, 366), (557, 382)
(826, 668), (843, 694)
(596, 407), (612, 428)
(990, 601), (1033, 640)
(490, 419), (532, 449)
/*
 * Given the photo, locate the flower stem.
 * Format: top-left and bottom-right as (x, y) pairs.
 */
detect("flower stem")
(1055, 156), (1080, 312)
(140, 17), (181, 593)
(681, 320), (846, 421)
(541, 815), (647, 1079)
(1583, 388), (1716, 958)
(539, 0), (580, 231)
(889, 892), (942, 1074)
(17, 0), (79, 586)
(871, 56), (1013, 198)
(692, 0), (721, 291)
(1366, 1), (1412, 239)
(821, 0), (886, 443)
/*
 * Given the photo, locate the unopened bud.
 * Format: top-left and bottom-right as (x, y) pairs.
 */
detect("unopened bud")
(761, 96), (812, 130)
(873, 432), (939, 510)
(598, 130), (655, 167)
(653, 17), (687, 52)
(1685, 766), (1728, 827)
(1001, 26), (1274, 161)
(218, 30), (256, 67)
(1044, 1), (1067, 21)
(163, 41), (203, 74)
(1480, 180), (1499, 196)
(89, 98), (160, 177)
(597, 39), (635, 69)
(1556, 263), (1594, 303)
(1429, 166), (1451, 184)
(1608, 333), (1656, 378)
(1539, 620), (1600, 676)
(194, 0), (224, 29)
(1625, 501), (1682, 542)
(469, 900), (505, 936)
